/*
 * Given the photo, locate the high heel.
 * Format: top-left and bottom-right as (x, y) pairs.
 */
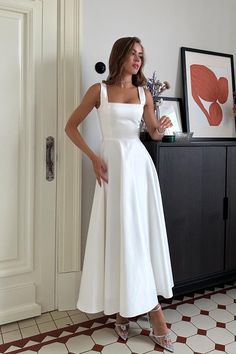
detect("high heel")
(150, 330), (174, 353)
(115, 322), (129, 341)
(148, 304), (174, 353)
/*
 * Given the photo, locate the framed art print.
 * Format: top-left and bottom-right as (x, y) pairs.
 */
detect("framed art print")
(181, 47), (236, 138)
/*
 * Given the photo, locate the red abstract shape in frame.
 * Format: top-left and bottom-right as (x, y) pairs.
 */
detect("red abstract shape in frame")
(190, 64), (228, 126)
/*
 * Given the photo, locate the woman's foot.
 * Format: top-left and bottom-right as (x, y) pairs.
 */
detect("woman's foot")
(148, 304), (174, 352)
(115, 313), (129, 341)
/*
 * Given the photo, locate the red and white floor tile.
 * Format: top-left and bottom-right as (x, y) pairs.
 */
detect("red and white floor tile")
(0, 282), (236, 354)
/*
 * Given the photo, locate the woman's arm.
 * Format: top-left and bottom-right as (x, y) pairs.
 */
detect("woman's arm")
(233, 104), (236, 116)
(65, 83), (100, 159)
(143, 89), (172, 140)
(65, 83), (108, 186)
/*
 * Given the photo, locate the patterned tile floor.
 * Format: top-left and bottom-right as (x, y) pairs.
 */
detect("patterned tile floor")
(0, 282), (236, 354)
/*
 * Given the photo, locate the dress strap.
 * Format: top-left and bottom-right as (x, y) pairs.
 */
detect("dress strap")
(138, 86), (146, 105)
(100, 82), (108, 104)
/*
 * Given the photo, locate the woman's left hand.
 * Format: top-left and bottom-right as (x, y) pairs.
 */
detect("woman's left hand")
(158, 115), (173, 133)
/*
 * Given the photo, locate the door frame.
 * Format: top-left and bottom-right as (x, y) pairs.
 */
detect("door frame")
(56, 0), (82, 310)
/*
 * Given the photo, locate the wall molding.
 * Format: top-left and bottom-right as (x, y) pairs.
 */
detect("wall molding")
(57, 0), (81, 279)
(57, 271), (81, 310)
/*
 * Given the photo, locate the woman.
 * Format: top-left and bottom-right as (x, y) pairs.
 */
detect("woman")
(65, 37), (174, 352)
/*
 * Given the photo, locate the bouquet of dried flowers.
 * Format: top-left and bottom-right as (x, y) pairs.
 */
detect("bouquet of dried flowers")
(146, 71), (170, 109)
(140, 71), (170, 132)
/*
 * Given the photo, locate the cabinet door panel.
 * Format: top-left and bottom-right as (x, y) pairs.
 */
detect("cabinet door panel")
(226, 146), (236, 270)
(158, 146), (226, 283)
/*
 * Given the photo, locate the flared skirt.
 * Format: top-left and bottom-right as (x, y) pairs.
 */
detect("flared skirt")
(77, 138), (174, 317)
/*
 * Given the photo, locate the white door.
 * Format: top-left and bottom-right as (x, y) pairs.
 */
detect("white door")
(0, 0), (58, 324)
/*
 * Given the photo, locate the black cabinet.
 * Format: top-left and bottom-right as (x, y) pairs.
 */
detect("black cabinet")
(226, 146), (236, 271)
(143, 141), (236, 294)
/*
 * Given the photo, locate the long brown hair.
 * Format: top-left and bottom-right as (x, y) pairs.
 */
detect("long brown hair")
(103, 37), (146, 87)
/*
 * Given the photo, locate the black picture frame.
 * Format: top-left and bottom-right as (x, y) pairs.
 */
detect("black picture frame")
(181, 47), (236, 139)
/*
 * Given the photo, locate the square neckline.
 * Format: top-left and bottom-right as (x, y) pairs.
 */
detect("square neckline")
(104, 83), (142, 105)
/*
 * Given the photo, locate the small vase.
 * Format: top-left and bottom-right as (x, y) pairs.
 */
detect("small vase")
(155, 106), (160, 120)
(154, 99), (163, 119)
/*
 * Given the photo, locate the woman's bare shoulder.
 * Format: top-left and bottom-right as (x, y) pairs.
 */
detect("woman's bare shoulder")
(86, 82), (101, 95)
(83, 83), (101, 107)
(143, 87), (153, 103)
(143, 86), (150, 94)
(88, 82), (104, 107)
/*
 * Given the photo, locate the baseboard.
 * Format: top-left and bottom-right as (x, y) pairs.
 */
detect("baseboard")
(172, 270), (236, 296)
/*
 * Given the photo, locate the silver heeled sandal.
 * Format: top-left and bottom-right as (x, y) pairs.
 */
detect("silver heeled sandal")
(148, 304), (174, 353)
(115, 322), (129, 340)
(115, 315), (129, 341)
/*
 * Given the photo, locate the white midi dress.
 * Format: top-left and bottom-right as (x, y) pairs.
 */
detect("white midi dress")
(77, 83), (174, 318)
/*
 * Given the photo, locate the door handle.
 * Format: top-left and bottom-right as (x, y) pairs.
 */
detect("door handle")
(46, 136), (55, 181)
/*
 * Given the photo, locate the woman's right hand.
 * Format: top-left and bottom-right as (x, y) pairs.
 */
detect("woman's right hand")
(92, 155), (108, 186)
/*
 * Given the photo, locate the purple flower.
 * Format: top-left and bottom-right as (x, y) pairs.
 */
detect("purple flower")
(146, 71), (170, 104)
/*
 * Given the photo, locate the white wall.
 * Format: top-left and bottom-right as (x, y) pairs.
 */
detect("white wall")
(79, 0), (236, 260)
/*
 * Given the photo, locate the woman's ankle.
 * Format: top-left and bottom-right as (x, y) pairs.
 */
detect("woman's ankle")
(149, 305), (161, 318)
(116, 313), (129, 324)
(149, 307), (169, 336)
